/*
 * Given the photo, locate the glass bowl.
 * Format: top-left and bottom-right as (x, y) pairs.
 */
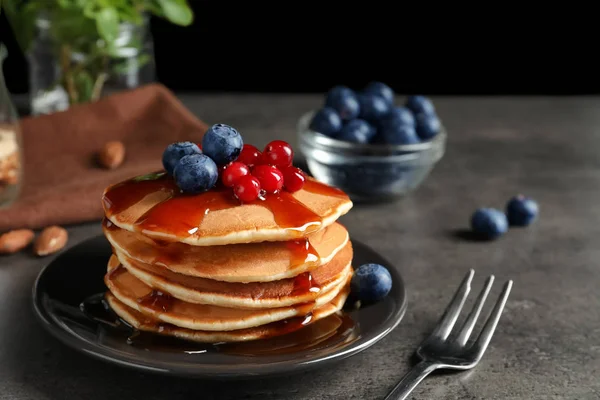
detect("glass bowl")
(0, 45), (23, 209)
(297, 111), (446, 202)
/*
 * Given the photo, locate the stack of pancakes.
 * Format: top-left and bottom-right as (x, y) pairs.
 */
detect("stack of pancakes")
(101, 172), (354, 343)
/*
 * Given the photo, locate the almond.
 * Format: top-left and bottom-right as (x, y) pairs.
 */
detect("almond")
(34, 226), (68, 256)
(0, 229), (35, 254)
(98, 141), (125, 169)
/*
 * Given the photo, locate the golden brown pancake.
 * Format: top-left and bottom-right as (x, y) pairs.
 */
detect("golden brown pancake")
(104, 220), (349, 282)
(113, 241), (353, 308)
(219, 313), (345, 355)
(105, 259), (351, 331)
(102, 172), (353, 246)
(105, 285), (350, 343)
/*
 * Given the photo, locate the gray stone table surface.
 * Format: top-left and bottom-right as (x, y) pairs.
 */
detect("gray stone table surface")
(1, 94), (600, 400)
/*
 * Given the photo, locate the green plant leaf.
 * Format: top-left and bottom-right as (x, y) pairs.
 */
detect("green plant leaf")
(156, 0), (193, 26)
(117, 7), (143, 24)
(111, 53), (150, 75)
(83, 2), (97, 19)
(58, 0), (77, 8)
(73, 70), (94, 103)
(96, 7), (119, 42)
(137, 53), (150, 67)
(146, 2), (164, 17)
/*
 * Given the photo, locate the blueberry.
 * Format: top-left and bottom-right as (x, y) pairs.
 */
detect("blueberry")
(309, 107), (343, 137)
(325, 86), (360, 121)
(337, 119), (376, 144)
(506, 195), (539, 226)
(406, 95), (436, 116)
(162, 142), (202, 176)
(379, 119), (420, 145)
(364, 81), (395, 106)
(470, 208), (509, 240)
(173, 153), (218, 194)
(385, 106), (415, 126)
(358, 93), (391, 123)
(201, 124), (244, 165)
(351, 263), (393, 304)
(415, 113), (441, 140)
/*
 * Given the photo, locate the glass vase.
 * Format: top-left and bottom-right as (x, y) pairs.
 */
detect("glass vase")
(0, 46), (23, 209)
(27, 13), (156, 116)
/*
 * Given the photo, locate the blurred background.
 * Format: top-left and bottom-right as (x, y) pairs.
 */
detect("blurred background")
(1, 1), (597, 106)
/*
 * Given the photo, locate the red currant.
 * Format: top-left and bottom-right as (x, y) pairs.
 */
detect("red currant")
(282, 166), (306, 192)
(221, 162), (250, 187)
(263, 140), (293, 168)
(237, 144), (262, 167)
(233, 175), (261, 202)
(252, 165), (284, 193)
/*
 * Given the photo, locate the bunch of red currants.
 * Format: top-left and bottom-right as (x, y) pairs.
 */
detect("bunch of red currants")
(220, 140), (306, 202)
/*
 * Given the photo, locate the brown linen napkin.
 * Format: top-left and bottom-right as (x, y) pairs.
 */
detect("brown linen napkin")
(0, 83), (209, 232)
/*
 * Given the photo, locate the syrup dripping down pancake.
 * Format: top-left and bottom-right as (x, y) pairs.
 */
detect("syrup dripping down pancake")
(104, 219), (349, 282)
(105, 257), (352, 332)
(113, 241), (353, 308)
(105, 284), (350, 343)
(102, 172), (353, 246)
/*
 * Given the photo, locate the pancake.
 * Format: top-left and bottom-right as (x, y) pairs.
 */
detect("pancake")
(113, 241), (353, 308)
(105, 259), (351, 331)
(104, 219), (349, 282)
(102, 172), (353, 246)
(105, 284), (350, 343)
(219, 313), (346, 355)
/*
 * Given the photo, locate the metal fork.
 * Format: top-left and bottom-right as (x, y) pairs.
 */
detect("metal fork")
(384, 269), (513, 400)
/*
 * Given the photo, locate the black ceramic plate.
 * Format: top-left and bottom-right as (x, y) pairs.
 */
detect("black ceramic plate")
(32, 235), (407, 378)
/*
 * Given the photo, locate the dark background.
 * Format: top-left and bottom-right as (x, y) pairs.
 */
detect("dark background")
(1, 2), (598, 95)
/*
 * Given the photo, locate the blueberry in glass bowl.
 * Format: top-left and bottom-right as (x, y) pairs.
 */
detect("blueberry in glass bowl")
(297, 84), (446, 202)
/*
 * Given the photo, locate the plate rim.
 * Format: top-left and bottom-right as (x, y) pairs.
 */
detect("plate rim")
(32, 235), (408, 378)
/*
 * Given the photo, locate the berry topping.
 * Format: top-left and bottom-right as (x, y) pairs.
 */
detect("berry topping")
(415, 113), (441, 140)
(470, 208), (508, 240)
(309, 107), (343, 137)
(173, 154), (218, 194)
(506, 195), (539, 226)
(358, 93), (391, 123)
(337, 119), (376, 144)
(379, 120), (420, 145)
(161, 122), (306, 200)
(221, 161), (250, 187)
(162, 142), (202, 176)
(406, 95), (436, 116)
(351, 263), (392, 304)
(263, 140), (294, 168)
(237, 144), (262, 167)
(282, 166), (306, 192)
(363, 81), (395, 106)
(252, 164), (284, 193)
(233, 175), (261, 202)
(325, 86), (360, 121)
(201, 123), (244, 165)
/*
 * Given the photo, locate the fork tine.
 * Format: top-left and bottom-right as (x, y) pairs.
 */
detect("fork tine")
(431, 269), (475, 340)
(454, 275), (495, 345)
(472, 280), (513, 359)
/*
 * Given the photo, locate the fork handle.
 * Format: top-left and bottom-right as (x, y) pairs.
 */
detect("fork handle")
(383, 361), (439, 400)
